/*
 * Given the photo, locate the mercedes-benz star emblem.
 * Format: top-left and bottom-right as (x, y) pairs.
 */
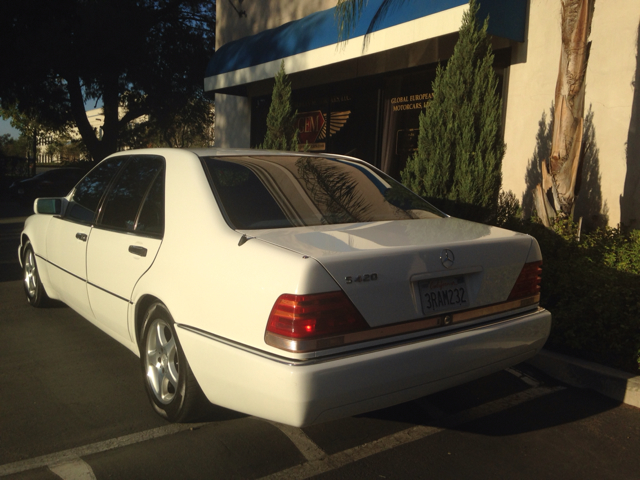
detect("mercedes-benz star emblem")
(440, 249), (455, 269)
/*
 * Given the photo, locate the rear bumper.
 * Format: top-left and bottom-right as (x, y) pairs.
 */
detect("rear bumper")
(177, 308), (551, 427)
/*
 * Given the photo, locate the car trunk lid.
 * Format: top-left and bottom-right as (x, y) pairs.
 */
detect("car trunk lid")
(241, 217), (536, 328)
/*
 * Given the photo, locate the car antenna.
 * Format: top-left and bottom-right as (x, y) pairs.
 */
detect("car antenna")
(238, 234), (255, 246)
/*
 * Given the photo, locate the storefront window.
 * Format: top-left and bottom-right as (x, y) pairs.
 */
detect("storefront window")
(250, 64), (505, 182)
(380, 70), (436, 180)
(251, 82), (379, 165)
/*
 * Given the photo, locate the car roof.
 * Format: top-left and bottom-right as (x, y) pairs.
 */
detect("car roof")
(186, 148), (332, 158)
(109, 147), (339, 158)
(106, 148), (363, 167)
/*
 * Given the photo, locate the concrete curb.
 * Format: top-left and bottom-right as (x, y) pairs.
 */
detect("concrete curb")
(526, 349), (640, 409)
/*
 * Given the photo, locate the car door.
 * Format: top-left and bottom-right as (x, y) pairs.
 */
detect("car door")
(45, 157), (127, 321)
(86, 155), (165, 344)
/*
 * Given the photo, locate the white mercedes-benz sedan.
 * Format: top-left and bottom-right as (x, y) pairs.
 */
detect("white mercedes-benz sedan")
(18, 148), (551, 426)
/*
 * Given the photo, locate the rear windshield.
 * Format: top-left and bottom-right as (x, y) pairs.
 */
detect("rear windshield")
(201, 155), (444, 230)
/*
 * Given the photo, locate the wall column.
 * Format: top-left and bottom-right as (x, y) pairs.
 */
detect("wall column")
(214, 94), (251, 148)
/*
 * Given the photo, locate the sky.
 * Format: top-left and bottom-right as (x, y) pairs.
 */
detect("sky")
(0, 118), (20, 138)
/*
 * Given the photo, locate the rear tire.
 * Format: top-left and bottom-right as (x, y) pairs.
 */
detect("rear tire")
(23, 242), (49, 307)
(139, 302), (206, 422)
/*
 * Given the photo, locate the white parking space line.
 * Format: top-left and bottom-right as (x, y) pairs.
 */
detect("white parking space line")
(0, 422), (208, 477)
(444, 386), (565, 426)
(49, 457), (97, 480)
(505, 367), (541, 388)
(262, 424), (446, 480)
(0, 382), (564, 479)
(260, 385), (566, 480)
(266, 421), (327, 462)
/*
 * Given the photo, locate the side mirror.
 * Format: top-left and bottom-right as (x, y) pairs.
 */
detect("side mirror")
(34, 198), (64, 215)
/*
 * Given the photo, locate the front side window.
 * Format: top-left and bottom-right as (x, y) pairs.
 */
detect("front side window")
(99, 156), (164, 233)
(66, 157), (126, 223)
(202, 155), (443, 230)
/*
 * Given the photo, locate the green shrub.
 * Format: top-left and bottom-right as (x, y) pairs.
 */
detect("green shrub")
(401, 0), (504, 222)
(260, 61), (299, 152)
(517, 221), (640, 373)
(494, 190), (522, 230)
(488, 196), (640, 372)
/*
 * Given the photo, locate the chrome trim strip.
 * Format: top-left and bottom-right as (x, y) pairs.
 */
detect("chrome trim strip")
(177, 306), (546, 367)
(92, 223), (163, 240)
(37, 254), (85, 283)
(37, 254), (130, 304)
(266, 295), (541, 353)
(176, 324), (305, 366)
(86, 282), (130, 304)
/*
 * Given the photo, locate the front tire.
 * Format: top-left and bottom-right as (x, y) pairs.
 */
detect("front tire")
(23, 242), (49, 307)
(140, 302), (206, 422)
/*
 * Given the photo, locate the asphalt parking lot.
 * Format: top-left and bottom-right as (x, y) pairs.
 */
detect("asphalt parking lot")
(1, 213), (639, 479)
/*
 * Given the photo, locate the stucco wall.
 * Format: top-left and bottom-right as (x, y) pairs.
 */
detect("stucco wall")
(217, 0), (336, 48)
(214, 94), (251, 148)
(215, 1), (336, 148)
(503, 0), (640, 227)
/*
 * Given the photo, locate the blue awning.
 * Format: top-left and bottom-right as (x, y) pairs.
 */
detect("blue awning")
(205, 0), (526, 91)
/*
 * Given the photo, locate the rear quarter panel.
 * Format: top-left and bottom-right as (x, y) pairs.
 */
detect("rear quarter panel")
(129, 151), (340, 356)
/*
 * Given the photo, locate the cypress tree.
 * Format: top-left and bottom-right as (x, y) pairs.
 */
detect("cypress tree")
(401, 0), (504, 220)
(260, 61), (299, 151)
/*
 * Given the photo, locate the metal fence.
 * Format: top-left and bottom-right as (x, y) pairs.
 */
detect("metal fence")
(37, 153), (63, 164)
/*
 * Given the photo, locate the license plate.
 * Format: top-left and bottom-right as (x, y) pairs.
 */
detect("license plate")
(419, 276), (469, 315)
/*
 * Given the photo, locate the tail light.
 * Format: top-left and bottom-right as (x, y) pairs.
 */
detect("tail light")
(508, 261), (542, 301)
(265, 291), (370, 352)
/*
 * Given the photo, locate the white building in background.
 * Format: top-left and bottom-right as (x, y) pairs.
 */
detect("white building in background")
(40, 108), (127, 163)
(82, 108), (110, 140)
(68, 107), (148, 142)
(205, 0), (639, 228)
(38, 107), (150, 163)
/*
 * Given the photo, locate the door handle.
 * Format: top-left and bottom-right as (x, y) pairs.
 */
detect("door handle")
(75, 232), (88, 242)
(128, 245), (148, 257)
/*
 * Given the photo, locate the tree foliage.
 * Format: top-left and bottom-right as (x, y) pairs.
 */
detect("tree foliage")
(296, 158), (370, 223)
(0, 134), (31, 158)
(401, 0), (504, 220)
(1, 103), (67, 161)
(260, 62), (299, 151)
(0, 0), (216, 161)
(335, 0), (410, 42)
(122, 98), (215, 150)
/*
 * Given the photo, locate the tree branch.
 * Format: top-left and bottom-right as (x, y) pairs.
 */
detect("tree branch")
(66, 75), (100, 157)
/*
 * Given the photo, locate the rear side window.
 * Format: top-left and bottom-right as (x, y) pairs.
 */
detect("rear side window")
(66, 157), (126, 223)
(99, 156), (164, 234)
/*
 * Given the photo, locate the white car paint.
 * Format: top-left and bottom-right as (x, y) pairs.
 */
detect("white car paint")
(242, 218), (539, 328)
(19, 148), (552, 426)
(87, 228), (162, 344)
(178, 308), (549, 426)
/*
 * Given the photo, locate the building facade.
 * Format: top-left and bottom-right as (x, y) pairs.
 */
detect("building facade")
(206, 0), (639, 228)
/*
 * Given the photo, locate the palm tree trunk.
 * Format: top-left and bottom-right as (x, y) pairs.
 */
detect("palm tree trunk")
(535, 0), (595, 226)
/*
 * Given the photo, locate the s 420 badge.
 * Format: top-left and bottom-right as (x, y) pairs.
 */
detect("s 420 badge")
(345, 273), (378, 284)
